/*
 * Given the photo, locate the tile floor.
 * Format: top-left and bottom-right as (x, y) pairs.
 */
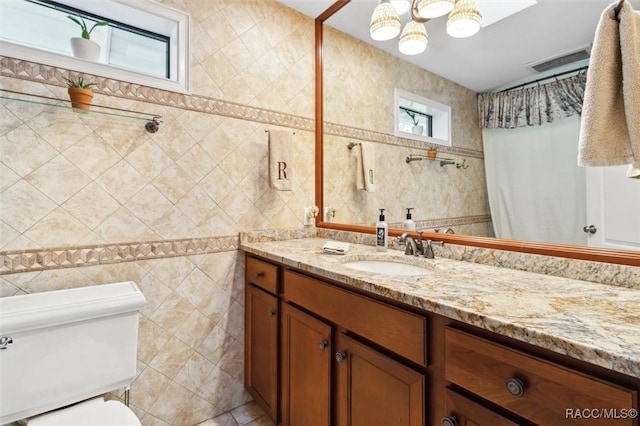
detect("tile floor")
(196, 401), (275, 426)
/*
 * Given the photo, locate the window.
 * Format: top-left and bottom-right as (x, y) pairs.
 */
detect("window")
(0, 0), (190, 93)
(394, 89), (451, 146)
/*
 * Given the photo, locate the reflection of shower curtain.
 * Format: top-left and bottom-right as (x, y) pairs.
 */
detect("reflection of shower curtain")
(483, 115), (587, 245)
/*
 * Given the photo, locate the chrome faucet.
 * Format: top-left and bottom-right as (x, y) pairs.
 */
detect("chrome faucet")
(399, 232), (444, 258)
(399, 232), (424, 256)
(423, 239), (444, 259)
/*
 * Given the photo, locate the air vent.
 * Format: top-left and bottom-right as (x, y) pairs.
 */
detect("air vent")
(527, 47), (591, 73)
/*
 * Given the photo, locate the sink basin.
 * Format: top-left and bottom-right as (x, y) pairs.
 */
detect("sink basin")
(342, 259), (435, 276)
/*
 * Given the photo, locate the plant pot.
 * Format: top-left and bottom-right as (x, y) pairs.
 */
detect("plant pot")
(411, 125), (423, 135)
(68, 87), (94, 110)
(70, 37), (100, 62)
(427, 150), (437, 160)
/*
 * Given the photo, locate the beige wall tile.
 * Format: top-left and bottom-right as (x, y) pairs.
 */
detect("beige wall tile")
(0, 124), (58, 177)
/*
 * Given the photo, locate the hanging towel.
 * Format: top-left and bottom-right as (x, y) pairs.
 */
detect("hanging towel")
(577, 0), (640, 179)
(268, 130), (293, 191)
(353, 142), (376, 192)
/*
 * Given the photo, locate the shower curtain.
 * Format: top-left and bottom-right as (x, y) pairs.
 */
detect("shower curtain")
(479, 73), (588, 245)
(482, 116), (587, 245)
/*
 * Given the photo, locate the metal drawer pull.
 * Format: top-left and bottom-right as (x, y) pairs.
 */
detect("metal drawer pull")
(583, 225), (597, 234)
(505, 377), (525, 396)
(0, 336), (13, 349)
(318, 340), (328, 350)
(255, 271), (265, 278)
(335, 352), (347, 363)
(441, 416), (457, 426)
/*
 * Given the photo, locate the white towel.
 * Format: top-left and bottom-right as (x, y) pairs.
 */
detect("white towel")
(354, 142), (376, 192)
(268, 130), (293, 191)
(578, 0), (640, 179)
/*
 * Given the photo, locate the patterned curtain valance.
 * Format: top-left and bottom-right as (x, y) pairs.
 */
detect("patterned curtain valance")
(478, 73), (587, 129)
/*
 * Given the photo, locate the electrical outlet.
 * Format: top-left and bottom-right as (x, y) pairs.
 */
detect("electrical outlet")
(304, 207), (313, 226)
(324, 207), (333, 222)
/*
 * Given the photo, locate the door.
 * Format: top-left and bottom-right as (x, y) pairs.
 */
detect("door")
(281, 303), (332, 426)
(585, 166), (640, 251)
(442, 388), (524, 426)
(245, 285), (279, 421)
(335, 332), (425, 426)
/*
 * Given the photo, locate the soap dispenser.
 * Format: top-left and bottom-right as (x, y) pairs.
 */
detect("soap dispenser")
(376, 209), (388, 251)
(402, 208), (416, 231)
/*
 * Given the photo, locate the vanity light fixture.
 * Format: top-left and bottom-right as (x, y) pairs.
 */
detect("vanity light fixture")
(399, 19), (428, 55)
(416, 0), (455, 18)
(390, 0), (412, 15)
(446, 0), (482, 38)
(370, 0), (402, 41)
(370, 0), (482, 55)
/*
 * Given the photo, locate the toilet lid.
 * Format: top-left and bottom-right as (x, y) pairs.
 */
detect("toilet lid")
(24, 397), (141, 426)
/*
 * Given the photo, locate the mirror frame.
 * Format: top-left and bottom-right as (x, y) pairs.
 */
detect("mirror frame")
(314, 0), (640, 267)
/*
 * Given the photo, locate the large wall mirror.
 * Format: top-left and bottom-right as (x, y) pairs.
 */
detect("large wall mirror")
(313, 0), (640, 266)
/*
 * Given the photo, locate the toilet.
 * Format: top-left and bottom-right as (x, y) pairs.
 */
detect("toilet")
(0, 282), (146, 425)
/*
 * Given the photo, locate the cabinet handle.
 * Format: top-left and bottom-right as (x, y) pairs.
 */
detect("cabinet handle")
(335, 352), (347, 363)
(318, 340), (329, 350)
(505, 377), (525, 397)
(441, 417), (457, 426)
(255, 271), (265, 278)
(268, 309), (276, 317)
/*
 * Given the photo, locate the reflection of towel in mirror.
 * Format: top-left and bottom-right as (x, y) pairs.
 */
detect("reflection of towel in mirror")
(354, 142), (376, 192)
(268, 130), (293, 190)
(577, 0), (640, 179)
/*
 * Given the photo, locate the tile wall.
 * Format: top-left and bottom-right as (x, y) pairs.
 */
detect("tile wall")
(0, 1), (491, 424)
(1, 1), (316, 425)
(322, 25), (490, 232)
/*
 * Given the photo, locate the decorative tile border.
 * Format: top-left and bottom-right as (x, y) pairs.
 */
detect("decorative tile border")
(1, 56), (483, 160)
(0, 236), (239, 275)
(388, 214), (492, 230)
(0, 56), (315, 132)
(324, 122), (484, 160)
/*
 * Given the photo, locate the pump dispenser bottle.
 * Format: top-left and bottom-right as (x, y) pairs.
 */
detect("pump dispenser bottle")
(376, 209), (388, 251)
(402, 208), (416, 231)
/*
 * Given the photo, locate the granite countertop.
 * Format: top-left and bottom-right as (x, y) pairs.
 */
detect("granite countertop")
(240, 237), (640, 379)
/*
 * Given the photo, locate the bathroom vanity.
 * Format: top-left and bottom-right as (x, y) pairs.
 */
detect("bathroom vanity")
(242, 238), (640, 426)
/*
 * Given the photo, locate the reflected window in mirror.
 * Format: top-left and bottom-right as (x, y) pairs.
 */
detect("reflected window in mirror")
(394, 88), (451, 146)
(0, 0), (190, 93)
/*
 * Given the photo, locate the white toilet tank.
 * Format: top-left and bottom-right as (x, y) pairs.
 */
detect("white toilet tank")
(0, 282), (146, 425)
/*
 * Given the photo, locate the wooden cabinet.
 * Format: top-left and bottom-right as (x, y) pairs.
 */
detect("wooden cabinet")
(244, 254), (639, 426)
(245, 263), (280, 422)
(283, 270), (427, 367)
(335, 332), (425, 426)
(445, 327), (638, 426)
(281, 302), (332, 426)
(442, 388), (524, 426)
(245, 257), (281, 421)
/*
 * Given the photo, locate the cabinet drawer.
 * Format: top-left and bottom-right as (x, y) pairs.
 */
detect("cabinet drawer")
(246, 256), (279, 294)
(445, 327), (637, 426)
(284, 270), (427, 367)
(444, 388), (523, 426)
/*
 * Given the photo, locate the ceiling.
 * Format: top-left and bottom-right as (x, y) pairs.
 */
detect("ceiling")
(276, 0), (640, 92)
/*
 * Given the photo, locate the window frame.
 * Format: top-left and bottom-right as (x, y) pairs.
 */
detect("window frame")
(0, 0), (190, 93)
(394, 88), (451, 147)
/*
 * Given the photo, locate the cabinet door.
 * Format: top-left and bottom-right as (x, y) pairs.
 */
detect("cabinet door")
(442, 388), (525, 426)
(335, 333), (425, 426)
(245, 285), (279, 421)
(281, 303), (332, 426)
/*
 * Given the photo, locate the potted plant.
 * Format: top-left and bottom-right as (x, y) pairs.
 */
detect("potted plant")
(404, 110), (423, 135)
(427, 145), (438, 160)
(65, 76), (96, 110)
(67, 15), (108, 62)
